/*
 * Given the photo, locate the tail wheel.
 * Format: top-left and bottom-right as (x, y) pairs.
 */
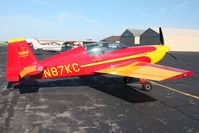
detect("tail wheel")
(19, 85), (39, 94)
(18, 80), (39, 94)
(142, 81), (152, 91)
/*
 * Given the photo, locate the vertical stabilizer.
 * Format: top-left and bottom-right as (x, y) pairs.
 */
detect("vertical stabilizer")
(6, 38), (39, 81)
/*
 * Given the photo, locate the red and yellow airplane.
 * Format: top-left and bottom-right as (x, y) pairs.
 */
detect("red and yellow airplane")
(6, 29), (192, 93)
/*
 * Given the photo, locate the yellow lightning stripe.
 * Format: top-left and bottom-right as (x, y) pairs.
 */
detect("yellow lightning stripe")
(81, 53), (146, 68)
(151, 81), (199, 100)
(81, 45), (170, 68)
(8, 38), (25, 43)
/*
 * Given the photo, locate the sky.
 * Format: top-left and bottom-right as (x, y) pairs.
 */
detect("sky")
(0, 0), (199, 41)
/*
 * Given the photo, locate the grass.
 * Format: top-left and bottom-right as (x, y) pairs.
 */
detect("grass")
(0, 42), (7, 46)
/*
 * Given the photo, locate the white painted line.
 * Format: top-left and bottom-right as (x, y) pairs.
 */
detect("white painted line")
(0, 82), (8, 91)
(151, 81), (199, 100)
(0, 52), (6, 54)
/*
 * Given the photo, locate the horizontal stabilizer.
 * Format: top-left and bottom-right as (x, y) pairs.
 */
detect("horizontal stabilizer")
(19, 65), (44, 78)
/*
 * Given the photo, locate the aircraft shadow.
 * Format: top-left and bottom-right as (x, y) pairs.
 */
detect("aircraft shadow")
(18, 75), (156, 104)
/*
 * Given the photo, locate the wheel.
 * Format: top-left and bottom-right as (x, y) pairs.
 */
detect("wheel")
(19, 86), (27, 94)
(18, 80), (39, 94)
(123, 77), (132, 84)
(19, 85), (39, 94)
(7, 82), (14, 89)
(142, 82), (152, 91)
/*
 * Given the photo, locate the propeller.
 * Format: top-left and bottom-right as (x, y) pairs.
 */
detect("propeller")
(159, 27), (164, 45)
(166, 51), (178, 60)
(159, 27), (177, 60)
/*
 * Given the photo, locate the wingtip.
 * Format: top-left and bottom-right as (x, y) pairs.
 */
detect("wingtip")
(165, 71), (193, 80)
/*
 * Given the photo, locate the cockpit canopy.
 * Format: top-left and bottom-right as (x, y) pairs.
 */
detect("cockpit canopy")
(84, 42), (127, 56)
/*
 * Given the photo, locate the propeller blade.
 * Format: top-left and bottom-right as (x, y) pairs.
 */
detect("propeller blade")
(167, 52), (178, 60)
(159, 27), (164, 45)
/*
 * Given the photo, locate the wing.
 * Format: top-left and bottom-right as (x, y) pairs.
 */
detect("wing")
(96, 61), (192, 81)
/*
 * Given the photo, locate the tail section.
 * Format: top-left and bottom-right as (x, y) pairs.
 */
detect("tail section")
(6, 38), (41, 82)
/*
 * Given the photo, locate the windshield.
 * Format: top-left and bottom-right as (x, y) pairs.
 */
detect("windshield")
(84, 42), (127, 56)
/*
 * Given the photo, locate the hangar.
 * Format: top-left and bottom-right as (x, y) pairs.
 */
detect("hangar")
(120, 29), (144, 46)
(120, 28), (161, 46)
(101, 36), (120, 42)
(119, 28), (199, 51)
(140, 28), (161, 45)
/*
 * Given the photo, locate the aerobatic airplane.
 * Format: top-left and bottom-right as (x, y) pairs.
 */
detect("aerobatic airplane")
(26, 38), (63, 52)
(6, 28), (192, 93)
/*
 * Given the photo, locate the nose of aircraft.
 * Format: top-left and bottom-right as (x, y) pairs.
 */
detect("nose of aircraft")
(156, 45), (171, 52)
(148, 45), (171, 64)
(162, 45), (170, 52)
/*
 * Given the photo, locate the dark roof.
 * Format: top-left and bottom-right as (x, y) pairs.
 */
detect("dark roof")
(127, 29), (145, 36)
(101, 36), (120, 42)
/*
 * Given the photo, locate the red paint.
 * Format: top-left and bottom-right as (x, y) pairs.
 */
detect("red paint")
(6, 40), (192, 83)
(6, 41), (38, 81)
(165, 71), (193, 80)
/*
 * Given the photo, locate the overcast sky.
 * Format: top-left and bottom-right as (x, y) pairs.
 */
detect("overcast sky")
(0, 0), (199, 41)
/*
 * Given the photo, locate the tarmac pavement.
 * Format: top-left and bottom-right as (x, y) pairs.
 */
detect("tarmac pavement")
(0, 46), (199, 133)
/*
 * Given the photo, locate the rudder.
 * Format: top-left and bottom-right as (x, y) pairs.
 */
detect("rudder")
(6, 38), (39, 82)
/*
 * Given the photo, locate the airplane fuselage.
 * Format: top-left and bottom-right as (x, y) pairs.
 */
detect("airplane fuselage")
(39, 45), (170, 79)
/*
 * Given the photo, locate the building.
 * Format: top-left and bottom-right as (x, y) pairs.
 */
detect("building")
(120, 27), (199, 51)
(140, 28), (161, 45)
(101, 36), (120, 42)
(153, 28), (199, 51)
(120, 29), (145, 46)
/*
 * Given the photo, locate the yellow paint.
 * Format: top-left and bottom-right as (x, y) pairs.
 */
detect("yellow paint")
(96, 61), (182, 81)
(57, 65), (64, 75)
(151, 81), (199, 100)
(64, 64), (73, 74)
(51, 67), (59, 76)
(146, 45), (170, 64)
(81, 54), (145, 68)
(8, 38), (25, 43)
(18, 50), (29, 57)
(43, 68), (52, 77)
(72, 63), (80, 72)
(19, 66), (36, 78)
(43, 63), (80, 78)
(81, 45), (170, 68)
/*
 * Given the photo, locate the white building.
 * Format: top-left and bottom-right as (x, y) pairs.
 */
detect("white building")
(152, 28), (199, 51)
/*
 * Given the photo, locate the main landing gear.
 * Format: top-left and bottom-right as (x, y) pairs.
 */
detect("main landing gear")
(123, 77), (152, 91)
